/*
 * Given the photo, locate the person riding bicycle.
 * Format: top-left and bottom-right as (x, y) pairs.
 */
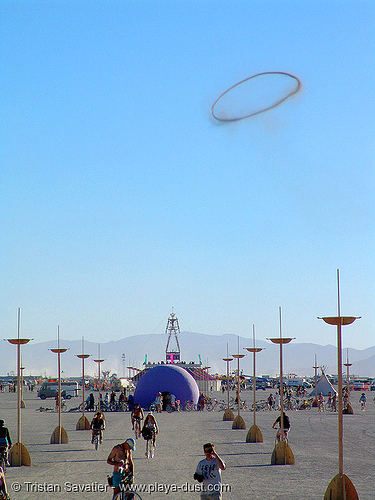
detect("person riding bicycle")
(131, 404), (144, 435)
(272, 412), (290, 442)
(359, 393), (367, 410)
(107, 438), (135, 499)
(0, 421), (12, 467)
(142, 413), (158, 457)
(90, 411), (105, 444)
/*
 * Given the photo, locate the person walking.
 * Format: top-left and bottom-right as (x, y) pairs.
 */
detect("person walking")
(194, 442), (226, 500)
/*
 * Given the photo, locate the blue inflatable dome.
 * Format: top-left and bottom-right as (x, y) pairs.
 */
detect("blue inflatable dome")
(133, 364), (199, 409)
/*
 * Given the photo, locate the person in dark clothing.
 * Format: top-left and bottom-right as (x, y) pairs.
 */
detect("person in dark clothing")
(272, 412), (290, 442)
(0, 420), (12, 467)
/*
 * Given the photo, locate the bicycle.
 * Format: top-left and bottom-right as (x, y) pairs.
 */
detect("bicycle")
(183, 401), (197, 411)
(92, 429), (102, 451)
(0, 447), (8, 473)
(145, 437), (155, 459)
(166, 402), (180, 413)
(133, 418), (142, 439)
(250, 400), (269, 412)
(206, 399), (225, 411)
(298, 399), (312, 410)
(111, 470), (143, 500)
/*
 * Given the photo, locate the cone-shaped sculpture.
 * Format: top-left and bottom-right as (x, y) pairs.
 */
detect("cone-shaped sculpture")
(271, 441), (295, 465)
(223, 408), (235, 421)
(324, 474), (359, 500)
(246, 424), (263, 443)
(232, 415), (246, 429)
(9, 442), (31, 467)
(76, 415), (90, 430)
(50, 426), (69, 444)
(345, 403), (354, 415)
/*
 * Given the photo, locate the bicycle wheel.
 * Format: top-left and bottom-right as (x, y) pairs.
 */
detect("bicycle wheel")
(113, 490), (144, 500)
(206, 402), (213, 411)
(94, 435), (99, 451)
(166, 404), (173, 413)
(0, 453), (6, 473)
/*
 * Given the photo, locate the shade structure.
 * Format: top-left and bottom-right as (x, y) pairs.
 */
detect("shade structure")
(133, 364), (199, 409)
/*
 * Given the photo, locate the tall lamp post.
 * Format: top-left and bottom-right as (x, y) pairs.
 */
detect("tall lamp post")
(245, 325), (264, 443)
(6, 308), (32, 466)
(20, 362), (26, 409)
(93, 344), (105, 411)
(222, 344), (234, 421)
(232, 336), (246, 430)
(202, 366), (210, 396)
(76, 337), (91, 430)
(269, 307), (295, 465)
(313, 355), (319, 407)
(50, 326), (69, 444)
(343, 349), (353, 414)
(319, 270), (360, 500)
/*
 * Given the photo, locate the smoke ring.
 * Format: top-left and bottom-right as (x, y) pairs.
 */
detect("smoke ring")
(211, 71), (301, 122)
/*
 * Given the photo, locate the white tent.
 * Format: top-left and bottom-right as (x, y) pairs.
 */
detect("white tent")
(310, 373), (337, 397)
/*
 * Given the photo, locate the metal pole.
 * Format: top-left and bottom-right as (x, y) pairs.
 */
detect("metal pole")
(17, 308), (21, 445)
(314, 355), (318, 403)
(279, 307), (284, 441)
(227, 344), (230, 409)
(252, 325), (256, 427)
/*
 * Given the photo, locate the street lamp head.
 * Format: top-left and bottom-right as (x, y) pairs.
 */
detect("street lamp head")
(318, 316), (360, 326)
(267, 338), (294, 344)
(245, 347), (264, 353)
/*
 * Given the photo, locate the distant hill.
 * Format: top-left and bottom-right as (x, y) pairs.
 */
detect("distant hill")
(1, 332), (374, 378)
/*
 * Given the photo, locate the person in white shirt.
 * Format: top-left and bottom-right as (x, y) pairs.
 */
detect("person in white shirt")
(194, 442), (226, 500)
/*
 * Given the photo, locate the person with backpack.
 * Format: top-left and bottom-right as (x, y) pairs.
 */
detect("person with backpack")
(141, 413), (158, 458)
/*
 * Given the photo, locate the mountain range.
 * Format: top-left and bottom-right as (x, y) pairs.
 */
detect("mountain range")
(2, 331), (374, 379)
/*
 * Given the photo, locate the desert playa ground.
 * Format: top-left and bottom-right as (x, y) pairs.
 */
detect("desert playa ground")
(0, 389), (374, 500)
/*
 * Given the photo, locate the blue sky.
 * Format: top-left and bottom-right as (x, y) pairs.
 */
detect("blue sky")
(1, 1), (374, 353)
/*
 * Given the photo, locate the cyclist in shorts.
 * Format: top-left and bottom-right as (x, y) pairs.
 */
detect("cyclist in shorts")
(131, 403), (144, 435)
(90, 411), (105, 444)
(107, 438), (135, 499)
(359, 393), (367, 410)
(142, 413), (158, 446)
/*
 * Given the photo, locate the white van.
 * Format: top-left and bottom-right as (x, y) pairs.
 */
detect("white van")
(37, 381), (79, 400)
